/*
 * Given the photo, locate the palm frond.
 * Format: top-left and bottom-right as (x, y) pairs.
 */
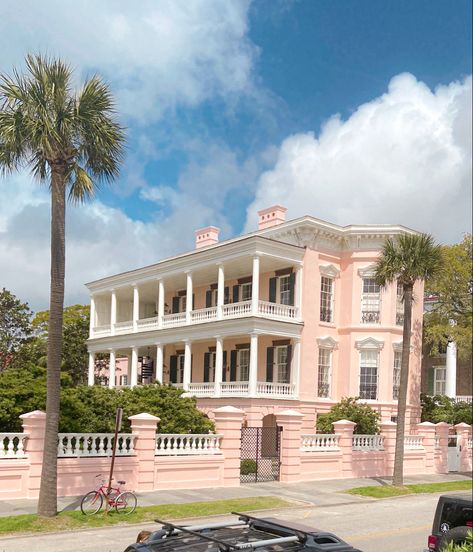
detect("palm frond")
(68, 164), (95, 204)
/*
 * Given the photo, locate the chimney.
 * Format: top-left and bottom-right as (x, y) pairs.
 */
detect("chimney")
(195, 226), (220, 248)
(257, 205), (287, 230)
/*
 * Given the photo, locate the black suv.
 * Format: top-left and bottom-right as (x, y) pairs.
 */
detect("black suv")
(124, 512), (363, 551)
(425, 493), (473, 551)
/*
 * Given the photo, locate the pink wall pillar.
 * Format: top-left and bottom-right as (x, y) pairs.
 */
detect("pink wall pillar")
(435, 422), (450, 474)
(417, 421), (436, 474)
(455, 423), (472, 473)
(332, 420), (356, 479)
(213, 406), (245, 487)
(380, 420), (397, 476)
(129, 413), (160, 491)
(20, 410), (46, 498)
(276, 409), (304, 483)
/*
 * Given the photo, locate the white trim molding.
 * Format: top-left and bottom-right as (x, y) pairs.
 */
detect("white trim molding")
(355, 337), (384, 350)
(357, 264), (377, 278)
(316, 336), (338, 349)
(319, 264), (340, 278)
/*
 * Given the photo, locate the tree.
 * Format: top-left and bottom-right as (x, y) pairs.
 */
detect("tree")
(420, 394), (473, 426)
(0, 54), (125, 517)
(424, 234), (472, 359)
(0, 288), (32, 371)
(316, 397), (380, 435)
(375, 233), (442, 486)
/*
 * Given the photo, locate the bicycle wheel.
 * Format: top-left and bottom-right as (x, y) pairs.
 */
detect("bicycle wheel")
(80, 490), (103, 515)
(114, 491), (137, 515)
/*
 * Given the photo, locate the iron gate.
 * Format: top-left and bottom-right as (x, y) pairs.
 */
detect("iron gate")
(240, 426), (282, 483)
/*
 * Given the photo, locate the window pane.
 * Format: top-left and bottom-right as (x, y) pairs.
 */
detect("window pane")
(239, 349), (249, 380)
(241, 283), (252, 301)
(363, 278), (380, 293)
(279, 276), (291, 305)
(361, 278), (380, 324)
(318, 348), (331, 397)
(276, 346), (289, 383)
(320, 277), (333, 322)
(360, 351), (378, 399)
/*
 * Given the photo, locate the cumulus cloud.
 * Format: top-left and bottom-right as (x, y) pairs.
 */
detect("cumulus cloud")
(245, 73), (472, 243)
(1, 0), (257, 121)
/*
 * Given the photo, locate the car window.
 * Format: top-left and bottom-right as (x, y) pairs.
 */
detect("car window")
(440, 503), (473, 531)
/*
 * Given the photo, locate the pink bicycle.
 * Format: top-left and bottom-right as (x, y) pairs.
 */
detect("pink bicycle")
(80, 474), (137, 515)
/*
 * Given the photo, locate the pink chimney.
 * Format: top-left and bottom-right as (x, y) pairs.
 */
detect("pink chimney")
(257, 205), (287, 230)
(195, 226), (220, 248)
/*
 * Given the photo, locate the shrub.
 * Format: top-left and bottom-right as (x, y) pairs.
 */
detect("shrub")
(240, 459), (257, 475)
(316, 397), (381, 435)
(421, 394), (473, 425)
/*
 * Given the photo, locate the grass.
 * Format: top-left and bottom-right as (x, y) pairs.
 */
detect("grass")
(0, 496), (294, 536)
(345, 479), (472, 498)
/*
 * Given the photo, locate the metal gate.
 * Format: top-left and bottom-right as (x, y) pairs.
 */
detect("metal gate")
(447, 434), (460, 472)
(240, 426), (282, 483)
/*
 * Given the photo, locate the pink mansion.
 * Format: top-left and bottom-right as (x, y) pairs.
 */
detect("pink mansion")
(86, 206), (423, 430)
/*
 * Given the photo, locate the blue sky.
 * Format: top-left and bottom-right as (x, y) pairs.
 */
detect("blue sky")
(0, 0), (471, 309)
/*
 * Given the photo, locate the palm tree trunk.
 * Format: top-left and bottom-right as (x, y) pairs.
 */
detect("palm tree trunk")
(392, 283), (413, 486)
(37, 163), (66, 517)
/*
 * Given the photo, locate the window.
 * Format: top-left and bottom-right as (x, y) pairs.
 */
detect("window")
(275, 346), (290, 383)
(317, 348), (331, 397)
(393, 351), (401, 399)
(359, 350), (378, 399)
(241, 282), (252, 301)
(279, 276), (291, 305)
(396, 283), (404, 326)
(237, 349), (250, 381)
(361, 278), (381, 324)
(120, 375), (128, 386)
(434, 366), (446, 395)
(320, 277), (334, 323)
(176, 354), (185, 384)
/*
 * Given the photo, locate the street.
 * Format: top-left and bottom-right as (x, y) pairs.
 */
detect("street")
(0, 492), (439, 552)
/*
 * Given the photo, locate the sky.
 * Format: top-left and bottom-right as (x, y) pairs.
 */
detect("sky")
(0, 0), (472, 311)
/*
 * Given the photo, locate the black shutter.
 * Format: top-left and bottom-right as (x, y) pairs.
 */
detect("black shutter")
(224, 286), (230, 304)
(266, 347), (274, 382)
(205, 290), (212, 308)
(204, 352), (210, 382)
(230, 350), (237, 381)
(288, 273), (296, 306)
(170, 355), (178, 383)
(222, 351), (227, 382)
(172, 297), (180, 314)
(269, 277), (277, 303)
(232, 285), (239, 303)
(285, 344), (293, 383)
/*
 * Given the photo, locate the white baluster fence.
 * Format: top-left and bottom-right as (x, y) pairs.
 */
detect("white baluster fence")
(301, 434), (340, 452)
(57, 433), (136, 458)
(187, 382), (216, 397)
(162, 312), (187, 328)
(404, 435), (424, 450)
(258, 300), (298, 320)
(222, 300), (252, 319)
(220, 381), (250, 396)
(352, 434), (384, 451)
(93, 324), (111, 337)
(190, 307), (217, 323)
(136, 316), (159, 331)
(114, 320), (134, 334)
(454, 396), (473, 404)
(155, 434), (223, 456)
(256, 381), (296, 398)
(1, 433), (28, 459)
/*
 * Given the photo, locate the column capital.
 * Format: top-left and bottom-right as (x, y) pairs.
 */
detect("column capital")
(182, 338), (192, 344)
(185, 269), (193, 276)
(107, 347), (116, 353)
(253, 252), (262, 259)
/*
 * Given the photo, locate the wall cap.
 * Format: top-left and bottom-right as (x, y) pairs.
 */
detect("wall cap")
(380, 421), (397, 427)
(128, 413), (160, 421)
(213, 406), (245, 414)
(417, 421), (436, 427)
(332, 419), (356, 427)
(454, 422), (471, 429)
(20, 410), (46, 419)
(434, 422), (451, 428)
(276, 409), (303, 418)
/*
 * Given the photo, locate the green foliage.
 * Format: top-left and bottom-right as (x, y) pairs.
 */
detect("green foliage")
(240, 459), (257, 475)
(0, 288), (32, 371)
(316, 397), (380, 435)
(441, 531), (473, 552)
(424, 234), (473, 360)
(420, 394), (473, 425)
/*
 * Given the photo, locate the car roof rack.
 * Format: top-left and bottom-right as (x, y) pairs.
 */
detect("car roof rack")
(154, 518), (239, 551)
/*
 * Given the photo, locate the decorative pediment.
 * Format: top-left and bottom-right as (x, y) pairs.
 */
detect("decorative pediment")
(317, 336), (338, 349)
(355, 337), (384, 350)
(357, 264), (377, 278)
(319, 264), (340, 278)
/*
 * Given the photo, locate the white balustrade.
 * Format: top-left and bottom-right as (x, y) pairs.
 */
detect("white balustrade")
(1, 433), (28, 459)
(256, 381), (296, 398)
(222, 301), (252, 319)
(162, 312), (187, 328)
(404, 435), (424, 450)
(190, 307), (217, 323)
(454, 396), (473, 404)
(155, 434), (222, 455)
(136, 316), (159, 331)
(57, 433), (136, 457)
(352, 434), (385, 451)
(114, 320), (133, 335)
(93, 324), (111, 337)
(301, 434), (340, 451)
(258, 300), (298, 320)
(220, 381), (250, 395)
(187, 382), (216, 397)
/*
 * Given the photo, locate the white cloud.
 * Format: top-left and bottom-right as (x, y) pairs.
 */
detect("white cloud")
(245, 73), (472, 243)
(1, 0), (257, 121)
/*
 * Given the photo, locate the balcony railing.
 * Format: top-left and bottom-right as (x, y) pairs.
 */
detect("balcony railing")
(184, 381), (297, 399)
(258, 300), (298, 320)
(162, 312), (187, 328)
(115, 320), (133, 334)
(454, 396), (473, 404)
(222, 300), (252, 319)
(301, 434), (340, 452)
(187, 382), (216, 397)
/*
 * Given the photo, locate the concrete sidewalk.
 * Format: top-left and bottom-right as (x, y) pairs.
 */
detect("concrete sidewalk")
(0, 472), (470, 517)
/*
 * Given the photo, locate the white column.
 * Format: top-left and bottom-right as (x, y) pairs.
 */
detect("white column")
(108, 349), (116, 389)
(249, 333), (258, 397)
(156, 344), (164, 383)
(215, 337), (223, 397)
(292, 337), (301, 398)
(131, 347), (138, 387)
(295, 264), (303, 319)
(251, 255), (260, 315)
(183, 340), (192, 390)
(445, 340), (457, 398)
(157, 279), (164, 328)
(186, 272), (193, 324)
(217, 264), (225, 319)
(89, 295), (95, 338)
(110, 290), (117, 336)
(133, 285), (140, 332)
(88, 351), (95, 386)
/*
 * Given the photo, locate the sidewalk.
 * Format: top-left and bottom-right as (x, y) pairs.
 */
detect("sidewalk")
(0, 472), (470, 517)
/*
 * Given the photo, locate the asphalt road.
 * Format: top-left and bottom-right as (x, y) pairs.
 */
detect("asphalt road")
(0, 492), (439, 552)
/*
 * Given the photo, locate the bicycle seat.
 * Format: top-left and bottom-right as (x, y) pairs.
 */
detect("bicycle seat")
(117, 480), (126, 485)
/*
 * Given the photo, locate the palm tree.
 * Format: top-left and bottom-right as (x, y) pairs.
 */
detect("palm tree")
(0, 54), (125, 516)
(375, 233), (442, 486)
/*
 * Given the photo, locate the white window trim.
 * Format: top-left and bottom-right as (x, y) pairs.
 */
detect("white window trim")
(433, 365), (446, 395)
(355, 337), (384, 350)
(320, 276), (335, 323)
(273, 345), (290, 383)
(317, 347), (332, 399)
(358, 349), (380, 401)
(240, 282), (252, 302)
(319, 264), (340, 278)
(237, 348), (250, 381)
(392, 350), (401, 400)
(357, 264), (377, 277)
(316, 336), (338, 349)
(277, 275), (292, 305)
